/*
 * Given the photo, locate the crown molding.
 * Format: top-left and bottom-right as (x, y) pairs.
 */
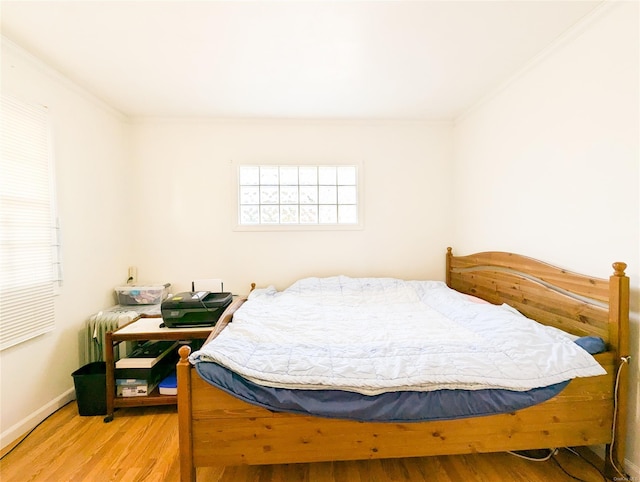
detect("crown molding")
(454, 0), (617, 125)
(1, 35), (129, 122)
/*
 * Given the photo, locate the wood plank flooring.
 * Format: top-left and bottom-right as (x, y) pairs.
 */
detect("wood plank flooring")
(0, 403), (609, 481)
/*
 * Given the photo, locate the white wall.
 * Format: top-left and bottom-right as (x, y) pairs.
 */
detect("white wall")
(2, 2), (637, 472)
(452, 2), (639, 475)
(0, 39), (454, 450)
(0, 39), (133, 446)
(129, 119), (453, 294)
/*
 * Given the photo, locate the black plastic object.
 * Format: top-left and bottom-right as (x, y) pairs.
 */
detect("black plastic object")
(72, 362), (107, 416)
(161, 292), (233, 327)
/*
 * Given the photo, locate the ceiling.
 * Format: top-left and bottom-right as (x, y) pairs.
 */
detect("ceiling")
(0, 1), (602, 120)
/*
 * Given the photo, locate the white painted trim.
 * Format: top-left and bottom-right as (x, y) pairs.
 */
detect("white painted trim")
(626, 458), (640, 480)
(129, 116), (454, 126)
(0, 388), (75, 451)
(1, 36), (128, 122)
(454, 0), (617, 125)
(230, 160), (365, 232)
(590, 445), (640, 480)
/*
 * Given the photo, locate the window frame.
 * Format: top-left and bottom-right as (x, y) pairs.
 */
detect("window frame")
(232, 161), (364, 231)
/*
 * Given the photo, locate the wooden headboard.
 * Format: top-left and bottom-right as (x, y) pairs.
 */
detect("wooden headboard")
(446, 247), (629, 356)
(446, 247), (631, 473)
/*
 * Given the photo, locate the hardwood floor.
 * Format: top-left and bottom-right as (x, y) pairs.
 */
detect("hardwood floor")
(0, 402), (608, 482)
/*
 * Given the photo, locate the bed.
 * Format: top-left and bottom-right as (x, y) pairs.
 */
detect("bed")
(176, 248), (630, 482)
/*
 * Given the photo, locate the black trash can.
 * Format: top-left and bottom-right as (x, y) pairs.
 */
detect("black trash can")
(72, 362), (107, 416)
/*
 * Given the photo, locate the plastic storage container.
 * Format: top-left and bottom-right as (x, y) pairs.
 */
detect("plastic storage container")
(72, 362), (107, 416)
(115, 284), (170, 305)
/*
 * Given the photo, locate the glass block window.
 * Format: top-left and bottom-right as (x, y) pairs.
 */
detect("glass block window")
(238, 165), (358, 226)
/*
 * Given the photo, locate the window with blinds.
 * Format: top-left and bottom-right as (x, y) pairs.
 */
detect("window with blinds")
(0, 94), (60, 351)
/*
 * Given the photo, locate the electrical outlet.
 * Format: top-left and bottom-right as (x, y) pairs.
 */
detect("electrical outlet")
(127, 266), (137, 284)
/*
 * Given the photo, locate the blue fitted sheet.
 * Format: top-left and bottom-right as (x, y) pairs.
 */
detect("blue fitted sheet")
(194, 336), (605, 422)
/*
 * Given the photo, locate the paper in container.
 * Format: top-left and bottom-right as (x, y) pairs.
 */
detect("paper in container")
(115, 283), (170, 305)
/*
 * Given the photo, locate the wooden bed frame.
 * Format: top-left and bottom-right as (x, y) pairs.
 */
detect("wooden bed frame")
(176, 248), (630, 482)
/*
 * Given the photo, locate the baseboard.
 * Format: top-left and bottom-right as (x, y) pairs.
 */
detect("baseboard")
(0, 388), (75, 452)
(589, 445), (640, 481)
(625, 458), (640, 480)
(2, 399), (638, 481)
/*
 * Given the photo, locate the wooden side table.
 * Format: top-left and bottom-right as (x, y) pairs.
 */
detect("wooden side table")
(103, 316), (214, 422)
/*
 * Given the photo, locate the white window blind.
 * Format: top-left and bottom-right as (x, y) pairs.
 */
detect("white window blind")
(0, 94), (58, 350)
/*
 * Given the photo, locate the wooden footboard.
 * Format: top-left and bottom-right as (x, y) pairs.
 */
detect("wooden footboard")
(177, 249), (630, 482)
(178, 348), (615, 481)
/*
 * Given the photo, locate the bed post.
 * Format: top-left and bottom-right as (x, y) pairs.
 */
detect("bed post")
(605, 262), (630, 479)
(446, 247), (453, 288)
(177, 345), (196, 482)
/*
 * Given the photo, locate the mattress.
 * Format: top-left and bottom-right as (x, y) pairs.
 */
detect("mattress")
(195, 336), (605, 422)
(190, 276), (606, 394)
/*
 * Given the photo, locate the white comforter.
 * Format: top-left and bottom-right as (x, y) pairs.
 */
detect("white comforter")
(190, 276), (605, 395)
